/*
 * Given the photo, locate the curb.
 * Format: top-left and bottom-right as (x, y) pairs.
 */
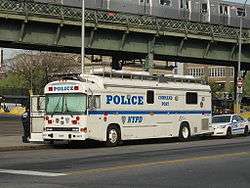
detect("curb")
(0, 145), (52, 152)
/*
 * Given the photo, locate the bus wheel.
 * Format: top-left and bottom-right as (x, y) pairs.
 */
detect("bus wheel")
(226, 128), (232, 139)
(179, 124), (191, 142)
(106, 126), (121, 147)
(244, 126), (249, 136)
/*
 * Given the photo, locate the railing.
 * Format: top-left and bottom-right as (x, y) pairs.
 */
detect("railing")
(0, 0), (248, 40)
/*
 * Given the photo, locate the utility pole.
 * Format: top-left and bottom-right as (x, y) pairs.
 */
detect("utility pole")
(236, 0), (248, 114)
(81, 0), (85, 74)
(0, 48), (3, 76)
(0, 48), (3, 68)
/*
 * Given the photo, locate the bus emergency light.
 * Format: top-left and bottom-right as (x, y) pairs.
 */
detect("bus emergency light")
(74, 86), (79, 90)
(72, 116), (80, 125)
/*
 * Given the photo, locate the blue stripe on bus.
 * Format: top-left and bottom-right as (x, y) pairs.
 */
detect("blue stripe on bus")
(233, 128), (245, 131)
(88, 110), (212, 115)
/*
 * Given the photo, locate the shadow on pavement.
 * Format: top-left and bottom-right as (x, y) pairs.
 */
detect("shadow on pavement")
(50, 135), (225, 150)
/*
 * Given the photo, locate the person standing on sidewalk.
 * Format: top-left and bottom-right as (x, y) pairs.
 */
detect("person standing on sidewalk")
(21, 107), (30, 143)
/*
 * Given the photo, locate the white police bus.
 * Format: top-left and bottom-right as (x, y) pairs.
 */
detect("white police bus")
(29, 71), (213, 146)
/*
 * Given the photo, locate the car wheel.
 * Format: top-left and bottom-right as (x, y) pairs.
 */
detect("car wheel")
(226, 128), (232, 139)
(179, 124), (191, 142)
(244, 126), (249, 136)
(106, 126), (121, 147)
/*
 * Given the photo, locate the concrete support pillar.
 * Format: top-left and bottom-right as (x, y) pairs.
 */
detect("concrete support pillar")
(144, 52), (153, 71)
(203, 65), (209, 82)
(144, 37), (155, 72)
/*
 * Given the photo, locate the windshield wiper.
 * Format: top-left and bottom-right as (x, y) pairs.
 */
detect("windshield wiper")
(64, 97), (73, 117)
(51, 97), (62, 117)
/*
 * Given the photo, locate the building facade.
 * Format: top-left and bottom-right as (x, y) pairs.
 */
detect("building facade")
(180, 63), (235, 91)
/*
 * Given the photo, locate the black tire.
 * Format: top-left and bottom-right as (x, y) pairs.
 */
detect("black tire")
(106, 126), (121, 147)
(49, 140), (55, 145)
(226, 128), (232, 139)
(244, 126), (249, 136)
(179, 124), (191, 142)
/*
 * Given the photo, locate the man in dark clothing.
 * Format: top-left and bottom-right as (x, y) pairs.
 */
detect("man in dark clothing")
(21, 108), (30, 143)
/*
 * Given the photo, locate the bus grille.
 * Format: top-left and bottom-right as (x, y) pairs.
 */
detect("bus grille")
(202, 119), (209, 130)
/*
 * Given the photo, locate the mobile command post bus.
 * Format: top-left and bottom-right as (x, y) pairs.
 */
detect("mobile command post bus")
(29, 72), (213, 146)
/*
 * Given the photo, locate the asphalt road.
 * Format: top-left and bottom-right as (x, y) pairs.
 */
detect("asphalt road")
(1, 136), (250, 188)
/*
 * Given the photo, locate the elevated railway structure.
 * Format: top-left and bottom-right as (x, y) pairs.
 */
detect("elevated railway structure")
(0, 0), (249, 70)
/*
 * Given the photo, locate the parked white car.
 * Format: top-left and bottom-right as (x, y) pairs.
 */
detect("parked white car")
(212, 114), (249, 138)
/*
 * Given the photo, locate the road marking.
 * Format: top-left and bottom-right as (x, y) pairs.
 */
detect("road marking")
(68, 151), (250, 175)
(1, 151), (249, 177)
(0, 169), (67, 177)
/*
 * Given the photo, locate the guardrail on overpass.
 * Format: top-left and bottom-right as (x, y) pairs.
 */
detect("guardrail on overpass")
(0, 0), (250, 69)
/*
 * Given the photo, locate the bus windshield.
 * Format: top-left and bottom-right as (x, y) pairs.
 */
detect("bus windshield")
(46, 93), (87, 115)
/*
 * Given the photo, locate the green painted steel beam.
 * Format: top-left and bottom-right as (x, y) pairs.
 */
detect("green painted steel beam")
(0, 0), (249, 69)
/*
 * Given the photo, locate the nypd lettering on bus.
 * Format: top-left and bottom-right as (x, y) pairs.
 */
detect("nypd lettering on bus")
(106, 95), (144, 105)
(122, 116), (144, 124)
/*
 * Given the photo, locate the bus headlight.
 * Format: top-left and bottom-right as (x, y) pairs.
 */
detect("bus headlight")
(72, 128), (79, 132)
(46, 128), (53, 131)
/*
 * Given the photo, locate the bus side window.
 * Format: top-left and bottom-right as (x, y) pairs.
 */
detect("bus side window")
(94, 96), (101, 109)
(38, 97), (45, 112)
(147, 90), (154, 104)
(88, 95), (101, 109)
(186, 92), (198, 104)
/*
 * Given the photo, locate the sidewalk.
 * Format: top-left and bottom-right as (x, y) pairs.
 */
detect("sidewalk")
(0, 114), (50, 152)
(0, 135), (49, 152)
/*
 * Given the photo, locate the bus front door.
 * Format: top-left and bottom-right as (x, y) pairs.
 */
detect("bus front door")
(29, 95), (45, 143)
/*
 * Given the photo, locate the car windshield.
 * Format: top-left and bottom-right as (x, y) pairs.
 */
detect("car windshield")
(212, 116), (231, 123)
(46, 93), (87, 115)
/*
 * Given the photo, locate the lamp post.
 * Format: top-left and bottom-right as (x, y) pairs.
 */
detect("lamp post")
(81, 0), (85, 74)
(236, 0), (248, 114)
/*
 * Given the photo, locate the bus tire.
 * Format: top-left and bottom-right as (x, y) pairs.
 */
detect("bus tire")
(226, 127), (232, 139)
(106, 125), (121, 147)
(244, 126), (249, 136)
(179, 123), (191, 142)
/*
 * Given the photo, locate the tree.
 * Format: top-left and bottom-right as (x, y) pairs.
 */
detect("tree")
(1, 51), (81, 94)
(244, 72), (250, 96)
(208, 81), (225, 99)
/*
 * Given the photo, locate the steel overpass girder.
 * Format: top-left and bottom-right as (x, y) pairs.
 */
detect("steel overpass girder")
(0, 0), (249, 42)
(0, 0), (250, 69)
(0, 19), (250, 69)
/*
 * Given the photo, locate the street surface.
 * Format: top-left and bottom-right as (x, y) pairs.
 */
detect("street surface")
(0, 114), (22, 136)
(1, 134), (250, 187)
